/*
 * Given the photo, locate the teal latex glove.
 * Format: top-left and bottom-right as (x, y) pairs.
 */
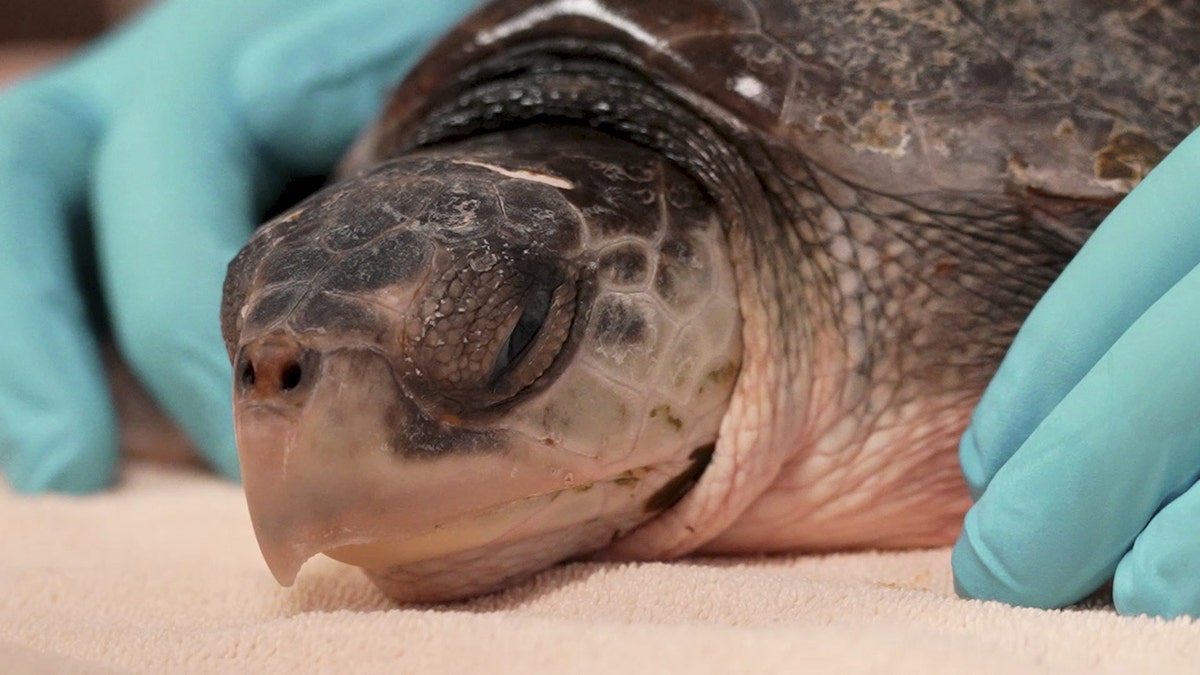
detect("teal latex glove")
(0, 0), (479, 493)
(954, 126), (1200, 618)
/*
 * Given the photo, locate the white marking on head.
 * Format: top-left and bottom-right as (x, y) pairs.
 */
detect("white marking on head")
(454, 160), (576, 190)
(476, 0), (668, 52)
(733, 75), (765, 99)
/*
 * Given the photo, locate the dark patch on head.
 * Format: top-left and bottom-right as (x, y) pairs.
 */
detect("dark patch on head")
(384, 394), (498, 458)
(817, 112), (847, 133)
(664, 173), (715, 225)
(321, 230), (431, 293)
(649, 404), (682, 431)
(421, 180), (505, 242)
(654, 234), (706, 308)
(968, 58), (1016, 97)
(660, 235), (697, 266)
(289, 291), (381, 335)
(595, 296), (647, 347)
(645, 443), (715, 513)
(323, 173), (445, 250)
(613, 471), (640, 488)
(657, 234), (696, 291)
(708, 362), (738, 383)
(244, 286), (302, 333)
(598, 245), (650, 287)
(1095, 131), (1165, 181)
(325, 206), (402, 250)
(260, 245), (332, 286)
(572, 184), (663, 240)
(266, 205), (330, 251)
(560, 156), (664, 241)
(494, 179), (582, 252)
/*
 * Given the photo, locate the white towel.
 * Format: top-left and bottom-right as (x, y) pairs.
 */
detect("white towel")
(3, 463), (1198, 674)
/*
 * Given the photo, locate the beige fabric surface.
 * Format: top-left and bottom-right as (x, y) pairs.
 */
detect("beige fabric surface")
(2, 464), (1199, 674)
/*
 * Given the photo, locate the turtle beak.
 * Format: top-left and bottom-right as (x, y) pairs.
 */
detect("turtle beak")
(232, 332), (397, 585)
(231, 331), (589, 586)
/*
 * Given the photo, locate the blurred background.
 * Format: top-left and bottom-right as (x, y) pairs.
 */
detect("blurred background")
(0, 0), (151, 84)
(0, 0), (147, 40)
(0, 0), (200, 468)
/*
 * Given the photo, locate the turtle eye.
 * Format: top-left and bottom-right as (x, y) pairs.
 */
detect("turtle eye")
(485, 280), (576, 403)
(491, 286), (551, 382)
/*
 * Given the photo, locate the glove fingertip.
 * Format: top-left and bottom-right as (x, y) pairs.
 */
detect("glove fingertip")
(952, 508), (1060, 609)
(957, 422), (989, 500)
(951, 518), (1009, 602)
(1112, 487), (1200, 619)
(1112, 552), (1198, 620)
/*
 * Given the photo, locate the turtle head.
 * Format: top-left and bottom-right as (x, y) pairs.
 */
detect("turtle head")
(221, 128), (742, 602)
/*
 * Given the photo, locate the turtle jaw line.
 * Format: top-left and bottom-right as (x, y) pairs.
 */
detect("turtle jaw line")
(316, 462), (664, 573)
(235, 400), (295, 418)
(229, 347), (669, 591)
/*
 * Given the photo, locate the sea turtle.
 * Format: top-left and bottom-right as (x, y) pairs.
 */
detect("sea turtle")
(220, 0), (1200, 602)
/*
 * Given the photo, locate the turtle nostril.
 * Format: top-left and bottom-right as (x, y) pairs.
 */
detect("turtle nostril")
(280, 361), (303, 391)
(237, 334), (315, 399)
(241, 362), (257, 388)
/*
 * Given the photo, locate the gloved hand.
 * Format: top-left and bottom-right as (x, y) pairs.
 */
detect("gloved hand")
(953, 126), (1200, 619)
(0, 0), (479, 493)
